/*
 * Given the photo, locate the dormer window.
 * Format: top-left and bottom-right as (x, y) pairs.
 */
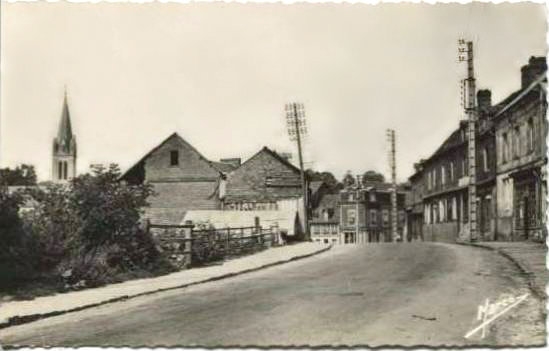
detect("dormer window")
(170, 150), (179, 166)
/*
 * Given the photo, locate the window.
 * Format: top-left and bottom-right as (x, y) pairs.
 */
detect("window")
(63, 161), (68, 180)
(349, 193), (354, 201)
(369, 192), (376, 202)
(527, 119), (535, 152)
(432, 169), (437, 188)
(441, 166), (446, 186)
(439, 200), (445, 222)
(58, 161), (63, 180)
(347, 208), (356, 226)
(322, 209), (329, 220)
(482, 147), (489, 172)
(427, 172), (432, 190)
(382, 209), (389, 226)
(170, 150), (179, 166)
(313, 225), (320, 235)
(398, 210), (405, 226)
(502, 132), (509, 163)
(450, 162), (454, 181)
(370, 209), (378, 226)
(513, 126), (520, 158)
(452, 197), (458, 220)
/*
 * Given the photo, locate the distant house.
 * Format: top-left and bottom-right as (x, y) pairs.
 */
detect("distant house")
(339, 181), (407, 244)
(310, 193), (340, 244)
(221, 146), (307, 237)
(120, 132), (237, 225)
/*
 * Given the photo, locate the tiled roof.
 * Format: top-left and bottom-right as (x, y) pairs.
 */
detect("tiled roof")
(223, 146), (302, 202)
(210, 161), (237, 174)
(309, 181), (325, 195)
(318, 193), (338, 208)
(259, 147), (301, 174)
(494, 72), (546, 119)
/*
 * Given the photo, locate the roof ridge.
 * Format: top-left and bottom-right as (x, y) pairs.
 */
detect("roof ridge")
(119, 132), (222, 181)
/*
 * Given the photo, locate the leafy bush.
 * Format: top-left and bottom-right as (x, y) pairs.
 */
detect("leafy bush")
(69, 164), (153, 248)
(22, 184), (75, 271)
(0, 188), (37, 286)
(191, 222), (225, 265)
(18, 164), (170, 289)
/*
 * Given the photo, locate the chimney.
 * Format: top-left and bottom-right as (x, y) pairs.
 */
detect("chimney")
(477, 89), (492, 112)
(521, 56), (547, 89)
(219, 158), (241, 169)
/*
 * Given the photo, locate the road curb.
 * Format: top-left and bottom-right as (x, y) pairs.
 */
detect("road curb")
(454, 241), (544, 300)
(0, 244), (332, 331)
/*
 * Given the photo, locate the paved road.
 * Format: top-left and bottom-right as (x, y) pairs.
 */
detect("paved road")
(0, 243), (543, 347)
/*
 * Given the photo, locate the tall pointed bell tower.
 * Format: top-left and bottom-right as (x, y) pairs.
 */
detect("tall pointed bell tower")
(52, 88), (77, 183)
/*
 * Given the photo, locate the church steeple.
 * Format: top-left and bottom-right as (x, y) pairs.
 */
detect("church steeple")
(57, 88), (73, 147)
(52, 88), (77, 183)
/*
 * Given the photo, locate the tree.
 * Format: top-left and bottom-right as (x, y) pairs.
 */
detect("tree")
(25, 164), (160, 286)
(0, 164), (37, 186)
(362, 170), (385, 184)
(0, 188), (37, 284)
(69, 164), (154, 247)
(305, 169), (342, 193)
(342, 170), (356, 188)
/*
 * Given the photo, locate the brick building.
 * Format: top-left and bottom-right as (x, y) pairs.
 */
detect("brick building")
(221, 146), (307, 237)
(406, 162), (425, 241)
(494, 57), (547, 241)
(408, 56), (547, 242)
(338, 181), (406, 244)
(120, 132), (236, 224)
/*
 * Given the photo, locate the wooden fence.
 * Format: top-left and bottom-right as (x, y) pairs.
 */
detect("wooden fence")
(145, 221), (279, 268)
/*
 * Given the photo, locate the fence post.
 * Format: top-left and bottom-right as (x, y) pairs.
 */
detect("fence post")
(255, 216), (262, 245)
(226, 228), (231, 257)
(184, 220), (194, 267)
(274, 224), (279, 245)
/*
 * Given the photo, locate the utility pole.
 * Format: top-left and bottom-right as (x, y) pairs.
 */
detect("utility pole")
(387, 129), (398, 242)
(285, 103), (309, 240)
(355, 175), (361, 244)
(458, 39), (478, 242)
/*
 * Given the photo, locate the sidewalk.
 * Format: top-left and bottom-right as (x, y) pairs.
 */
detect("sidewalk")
(467, 241), (547, 299)
(0, 243), (330, 329)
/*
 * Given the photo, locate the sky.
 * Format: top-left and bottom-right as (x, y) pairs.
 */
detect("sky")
(1, 2), (546, 182)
